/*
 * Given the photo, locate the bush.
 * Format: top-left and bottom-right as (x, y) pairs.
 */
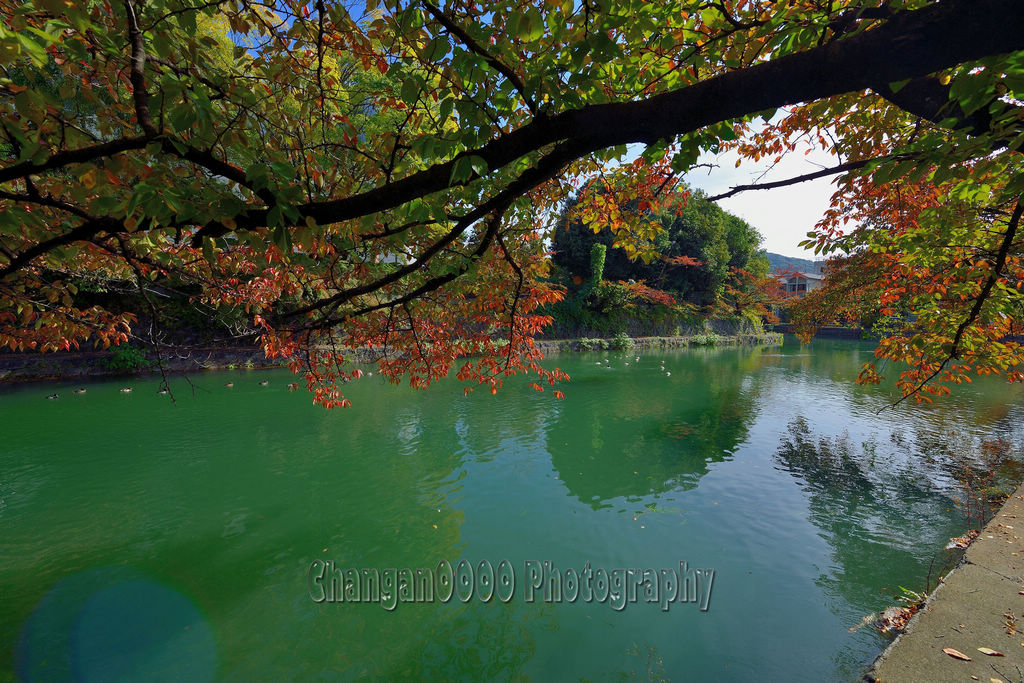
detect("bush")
(579, 338), (609, 350)
(100, 345), (152, 372)
(588, 281), (633, 313)
(609, 331), (635, 350)
(691, 332), (720, 346)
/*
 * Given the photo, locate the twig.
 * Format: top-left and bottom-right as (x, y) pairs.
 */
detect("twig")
(420, 0), (538, 115)
(706, 157), (887, 202)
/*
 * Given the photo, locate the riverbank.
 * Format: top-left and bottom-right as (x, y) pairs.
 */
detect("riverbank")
(867, 482), (1024, 682)
(771, 323), (869, 340)
(0, 346), (281, 383)
(0, 333), (782, 383)
(532, 332), (782, 354)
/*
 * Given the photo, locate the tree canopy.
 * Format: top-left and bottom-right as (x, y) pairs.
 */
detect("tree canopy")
(553, 185), (767, 309)
(1, 0), (1023, 405)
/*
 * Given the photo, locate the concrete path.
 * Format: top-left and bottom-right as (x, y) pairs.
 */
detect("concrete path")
(868, 485), (1024, 682)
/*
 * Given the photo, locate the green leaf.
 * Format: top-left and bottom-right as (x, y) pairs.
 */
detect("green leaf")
(520, 10), (545, 41)
(169, 106), (196, 133)
(178, 9), (197, 34)
(202, 237), (216, 266)
(400, 78), (419, 106)
(449, 156), (479, 185)
(267, 205), (283, 228)
(408, 201), (432, 223)
(246, 164), (270, 190)
(505, 13), (521, 38)
(888, 79), (910, 93)
(467, 155), (488, 176)
(420, 36), (447, 62)
(272, 224), (291, 253)
(670, 145), (699, 173)
(270, 161), (296, 181)
(438, 97), (454, 123)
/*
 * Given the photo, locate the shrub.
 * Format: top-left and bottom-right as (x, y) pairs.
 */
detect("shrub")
(100, 345), (152, 372)
(579, 338), (609, 350)
(588, 281), (633, 313)
(609, 331), (635, 350)
(691, 332), (720, 347)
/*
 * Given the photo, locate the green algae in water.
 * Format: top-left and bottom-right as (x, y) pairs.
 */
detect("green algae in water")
(1, 339), (1022, 680)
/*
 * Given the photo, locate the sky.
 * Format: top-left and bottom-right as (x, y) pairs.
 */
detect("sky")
(683, 146), (840, 259)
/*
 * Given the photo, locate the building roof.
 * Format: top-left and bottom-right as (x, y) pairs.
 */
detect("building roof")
(775, 270), (825, 281)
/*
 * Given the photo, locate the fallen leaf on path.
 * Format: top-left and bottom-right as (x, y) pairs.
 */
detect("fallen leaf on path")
(977, 647), (1005, 656)
(946, 529), (980, 549)
(942, 647), (971, 661)
(875, 606), (916, 633)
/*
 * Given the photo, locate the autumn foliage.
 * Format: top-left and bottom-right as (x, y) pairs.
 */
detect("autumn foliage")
(1, 0), (1023, 405)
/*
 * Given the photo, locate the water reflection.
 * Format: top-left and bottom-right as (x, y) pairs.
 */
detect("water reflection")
(2, 341), (1023, 681)
(774, 413), (1024, 638)
(547, 349), (767, 507)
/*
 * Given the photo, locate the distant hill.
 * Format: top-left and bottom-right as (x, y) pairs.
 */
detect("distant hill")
(765, 251), (825, 275)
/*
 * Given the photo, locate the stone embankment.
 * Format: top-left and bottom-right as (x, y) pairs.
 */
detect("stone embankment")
(0, 347), (278, 383)
(533, 333), (782, 354)
(867, 483), (1024, 682)
(0, 333), (782, 383)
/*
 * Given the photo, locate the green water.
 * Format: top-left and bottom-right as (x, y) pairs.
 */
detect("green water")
(2, 339), (1023, 681)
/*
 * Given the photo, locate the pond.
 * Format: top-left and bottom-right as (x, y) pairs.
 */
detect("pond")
(2, 338), (1023, 681)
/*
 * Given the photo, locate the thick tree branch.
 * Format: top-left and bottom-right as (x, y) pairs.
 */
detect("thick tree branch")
(0, 136), (151, 185)
(0, 133), (274, 208)
(124, 0), (158, 136)
(224, 0), (1024, 236)
(282, 136), (594, 321)
(160, 139), (278, 207)
(0, 217), (123, 278)
(873, 75), (1018, 138)
(0, 190), (94, 220)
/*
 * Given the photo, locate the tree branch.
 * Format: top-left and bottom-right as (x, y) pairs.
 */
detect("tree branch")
(0, 136), (152, 185)
(282, 136), (593, 321)
(706, 157), (882, 201)
(229, 0), (1024, 236)
(950, 200), (1023, 359)
(0, 217), (123, 279)
(124, 0), (158, 136)
(319, 205), (508, 327)
(421, 0), (538, 115)
(873, 75), (1021, 139)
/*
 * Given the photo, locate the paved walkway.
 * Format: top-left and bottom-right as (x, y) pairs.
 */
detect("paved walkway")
(868, 485), (1024, 682)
